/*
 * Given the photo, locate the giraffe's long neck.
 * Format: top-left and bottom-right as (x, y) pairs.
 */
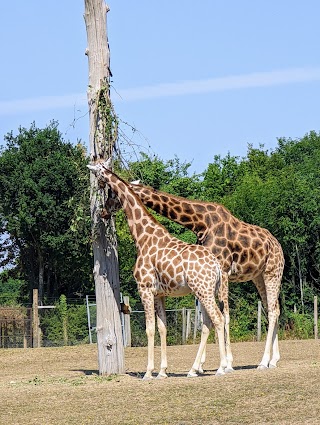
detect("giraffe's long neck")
(102, 170), (167, 249)
(130, 184), (226, 239)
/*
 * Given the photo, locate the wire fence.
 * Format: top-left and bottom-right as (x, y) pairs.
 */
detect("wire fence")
(0, 295), (318, 348)
(86, 295), (201, 347)
(0, 307), (32, 348)
(128, 308), (200, 347)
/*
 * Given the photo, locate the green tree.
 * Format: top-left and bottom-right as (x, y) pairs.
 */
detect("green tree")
(0, 122), (92, 303)
(221, 133), (320, 313)
(202, 153), (242, 202)
(0, 269), (26, 305)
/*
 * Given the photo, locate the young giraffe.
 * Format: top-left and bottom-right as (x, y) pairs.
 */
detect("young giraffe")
(88, 160), (228, 380)
(129, 182), (285, 371)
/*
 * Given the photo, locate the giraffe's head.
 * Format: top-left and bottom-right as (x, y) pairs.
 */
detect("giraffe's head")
(87, 159), (121, 219)
(87, 157), (112, 175)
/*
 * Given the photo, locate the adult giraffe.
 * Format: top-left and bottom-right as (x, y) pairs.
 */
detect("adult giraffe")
(88, 160), (227, 379)
(129, 182), (285, 371)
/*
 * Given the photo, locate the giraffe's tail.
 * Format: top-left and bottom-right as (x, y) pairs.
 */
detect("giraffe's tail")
(215, 264), (222, 297)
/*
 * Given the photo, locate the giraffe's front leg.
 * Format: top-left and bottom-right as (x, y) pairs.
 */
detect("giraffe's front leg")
(219, 274), (234, 373)
(141, 297), (156, 380)
(155, 297), (168, 379)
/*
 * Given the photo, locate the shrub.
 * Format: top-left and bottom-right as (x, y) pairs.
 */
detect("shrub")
(280, 311), (314, 339)
(40, 296), (89, 346)
(229, 297), (266, 342)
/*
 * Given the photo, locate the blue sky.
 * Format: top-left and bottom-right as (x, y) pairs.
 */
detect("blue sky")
(1, 1), (320, 174)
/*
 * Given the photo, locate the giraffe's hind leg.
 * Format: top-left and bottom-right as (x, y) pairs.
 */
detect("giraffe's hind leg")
(219, 273), (234, 373)
(269, 320), (280, 368)
(193, 293), (228, 376)
(187, 308), (212, 377)
(253, 274), (281, 369)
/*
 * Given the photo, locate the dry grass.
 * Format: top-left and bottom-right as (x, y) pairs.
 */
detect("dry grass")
(0, 339), (319, 424)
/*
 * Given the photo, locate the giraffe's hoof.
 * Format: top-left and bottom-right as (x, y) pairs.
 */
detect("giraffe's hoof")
(215, 369), (226, 377)
(142, 374), (153, 381)
(268, 363), (277, 369)
(257, 364), (268, 371)
(187, 371), (199, 378)
(225, 367), (235, 374)
(156, 373), (168, 379)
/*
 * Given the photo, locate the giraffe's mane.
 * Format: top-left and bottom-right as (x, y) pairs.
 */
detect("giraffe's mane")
(105, 169), (167, 228)
(136, 183), (234, 216)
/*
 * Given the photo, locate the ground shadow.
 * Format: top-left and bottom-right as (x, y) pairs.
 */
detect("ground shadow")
(233, 364), (258, 371)
(73, 364), (259, 379)
(126, 364), (259, 379)
(73, 369), (99, 375)
(127, 371), (214, 379)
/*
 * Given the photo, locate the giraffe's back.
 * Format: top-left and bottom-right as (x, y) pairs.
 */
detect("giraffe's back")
(148, 241), (221, 298)
(203, 218), (284, 282)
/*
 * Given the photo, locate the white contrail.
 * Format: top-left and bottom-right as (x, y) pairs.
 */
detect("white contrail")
(1, 67), (320, 116)
(118, 67), (320, 101)
(0, 93), (88, 116)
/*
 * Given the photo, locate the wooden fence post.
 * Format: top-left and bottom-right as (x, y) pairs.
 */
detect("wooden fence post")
(314, 296), (318, 339)
(86, 295), (93, 344)
(193, 303), (199, 343)
(32, 289), (40, 348)
(186, 309), (192, 341)
(123, 296), (131, 347)
(182, 308), (186, 344)
(23, 312), (28, 348)
(257, 301), (262, 342)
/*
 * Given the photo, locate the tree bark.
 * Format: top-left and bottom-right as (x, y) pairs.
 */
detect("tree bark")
(84, 0), (124, 375)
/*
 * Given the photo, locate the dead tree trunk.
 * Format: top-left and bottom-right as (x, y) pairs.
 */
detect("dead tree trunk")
(84, 0), (124, 375)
